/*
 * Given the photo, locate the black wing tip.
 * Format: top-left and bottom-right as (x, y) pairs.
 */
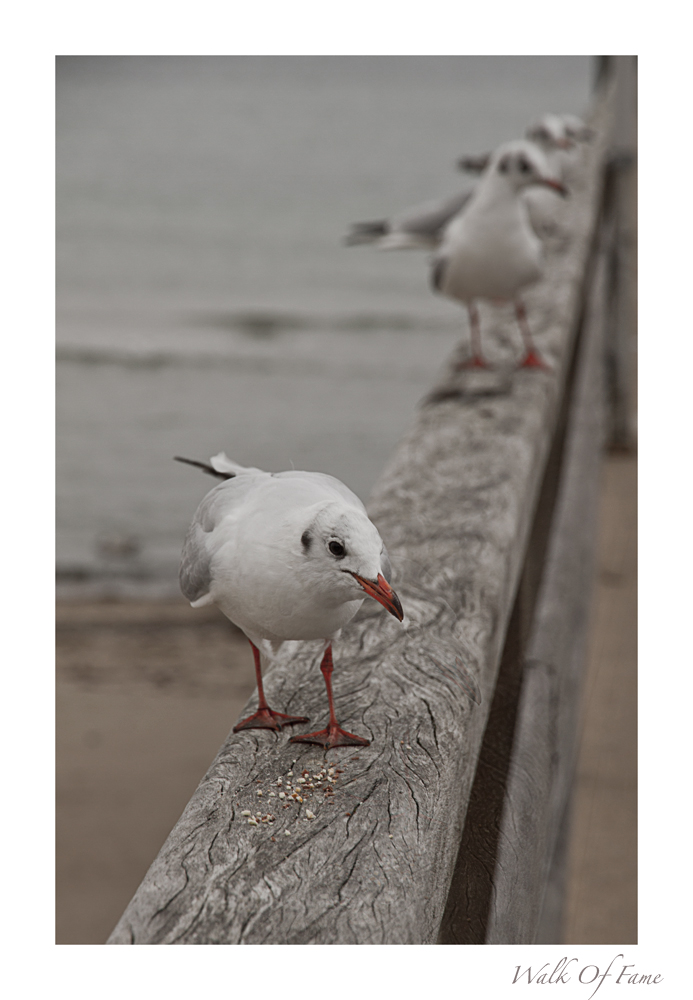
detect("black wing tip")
(343, 220), (389, 246)
(457, 153), (490, 174)
(173, 456), (235, 480)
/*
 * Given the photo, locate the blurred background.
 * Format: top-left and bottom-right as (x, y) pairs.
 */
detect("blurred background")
(57, 56), (594, 591)
(56, 56), (635, 944)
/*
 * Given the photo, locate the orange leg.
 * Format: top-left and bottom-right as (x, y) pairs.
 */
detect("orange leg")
(515, 299), (551, 370)
(290, 645), (370, 748)
(233, 640), (309, 732)
(454, 303), (491, 370)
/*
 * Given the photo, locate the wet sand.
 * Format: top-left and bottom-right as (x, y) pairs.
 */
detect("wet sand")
(56, 454), (636, 945)
(56, 601), (256, 944)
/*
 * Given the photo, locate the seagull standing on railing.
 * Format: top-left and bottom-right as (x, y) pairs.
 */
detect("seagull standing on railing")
(522, 114), (577, 236)
(431, 139), (568, 370)
(176, 453), (404, 749)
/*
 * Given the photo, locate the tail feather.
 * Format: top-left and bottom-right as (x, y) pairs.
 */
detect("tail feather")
(174, 456), (235, 480)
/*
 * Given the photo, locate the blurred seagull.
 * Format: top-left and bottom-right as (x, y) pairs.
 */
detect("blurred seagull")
(432, 139), (568, 370)
(523, 114), (578, 236)
(175, 453), (403, 749)
(458, 113), (577, 175)
(559, 113), (594, 144)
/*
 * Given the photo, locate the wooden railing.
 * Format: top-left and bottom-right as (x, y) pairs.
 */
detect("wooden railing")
(108, 61), (633, 945)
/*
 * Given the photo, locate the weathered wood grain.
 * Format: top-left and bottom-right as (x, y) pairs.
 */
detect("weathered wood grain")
(107, 91), (614, 946)
(438, 204), (609, 945)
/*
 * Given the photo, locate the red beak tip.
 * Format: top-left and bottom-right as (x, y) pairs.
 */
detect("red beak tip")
(351, 571), (404, 622)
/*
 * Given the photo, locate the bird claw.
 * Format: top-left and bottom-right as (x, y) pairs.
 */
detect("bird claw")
(517, 350), (552, 371)
(290, 723), (370, 749)
(233, 708), (309, 733)
(453, 355), (492, 371)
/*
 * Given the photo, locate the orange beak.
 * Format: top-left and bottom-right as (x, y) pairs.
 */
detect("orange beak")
(540, 177), (569, 197)
(349, 572), (404, 621)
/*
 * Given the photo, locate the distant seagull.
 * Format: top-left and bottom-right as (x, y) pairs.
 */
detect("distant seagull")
(431, 139), (567, 370)
(558, 113), (594, 144)
(523, 114), (581, 236)
(457, 112), (580, 175)
(176, 453), (403, 748)
(344, 189), (473, 251)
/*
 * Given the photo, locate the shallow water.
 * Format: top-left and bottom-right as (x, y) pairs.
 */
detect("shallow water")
(56, 56), (592, 590)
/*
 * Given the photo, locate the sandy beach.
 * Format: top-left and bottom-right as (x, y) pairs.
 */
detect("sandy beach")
(56, 600), (256, 944)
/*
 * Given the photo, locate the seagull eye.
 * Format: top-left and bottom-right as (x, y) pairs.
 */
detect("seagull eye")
(518, 158), (530, 173)
(328, 540), (346, 559)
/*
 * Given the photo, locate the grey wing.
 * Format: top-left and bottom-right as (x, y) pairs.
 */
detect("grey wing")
(345, 190), (472, 250)
(396, 190), (472, 244)
(178, 477), (259, 604)
(179, 519), (213, 604)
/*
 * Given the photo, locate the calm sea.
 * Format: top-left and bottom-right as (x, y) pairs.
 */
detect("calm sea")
(56, 55), (592, 593)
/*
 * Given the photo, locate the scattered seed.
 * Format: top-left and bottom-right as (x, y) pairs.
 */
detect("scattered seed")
(406, 745), (412, 750)
(241, 810), (251, 817)
(276, 779), (283, 786)
(247, 818), (258, 826)
(284, 830), (291, 836)
(287, 771), (293, 777)
(298, 777), (306, 784)
(278, 792), (285, 799)
(269, 792), (275, 797)
(257, 790), (263, 796)
(306, 810), (315, 820)
(271, 836), (276, 842)
(389, 834), (394, 839)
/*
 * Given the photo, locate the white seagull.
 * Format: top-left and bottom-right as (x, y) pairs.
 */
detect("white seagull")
(176, 453), (404, 749)
(431, 139), (567, 370)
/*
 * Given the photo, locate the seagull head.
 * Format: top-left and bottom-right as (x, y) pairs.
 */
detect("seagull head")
(526, 114), (574, 151)
(297, 502), (404, 622)
(492, 140), (569, 197)
(560, 114), (595, 143)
